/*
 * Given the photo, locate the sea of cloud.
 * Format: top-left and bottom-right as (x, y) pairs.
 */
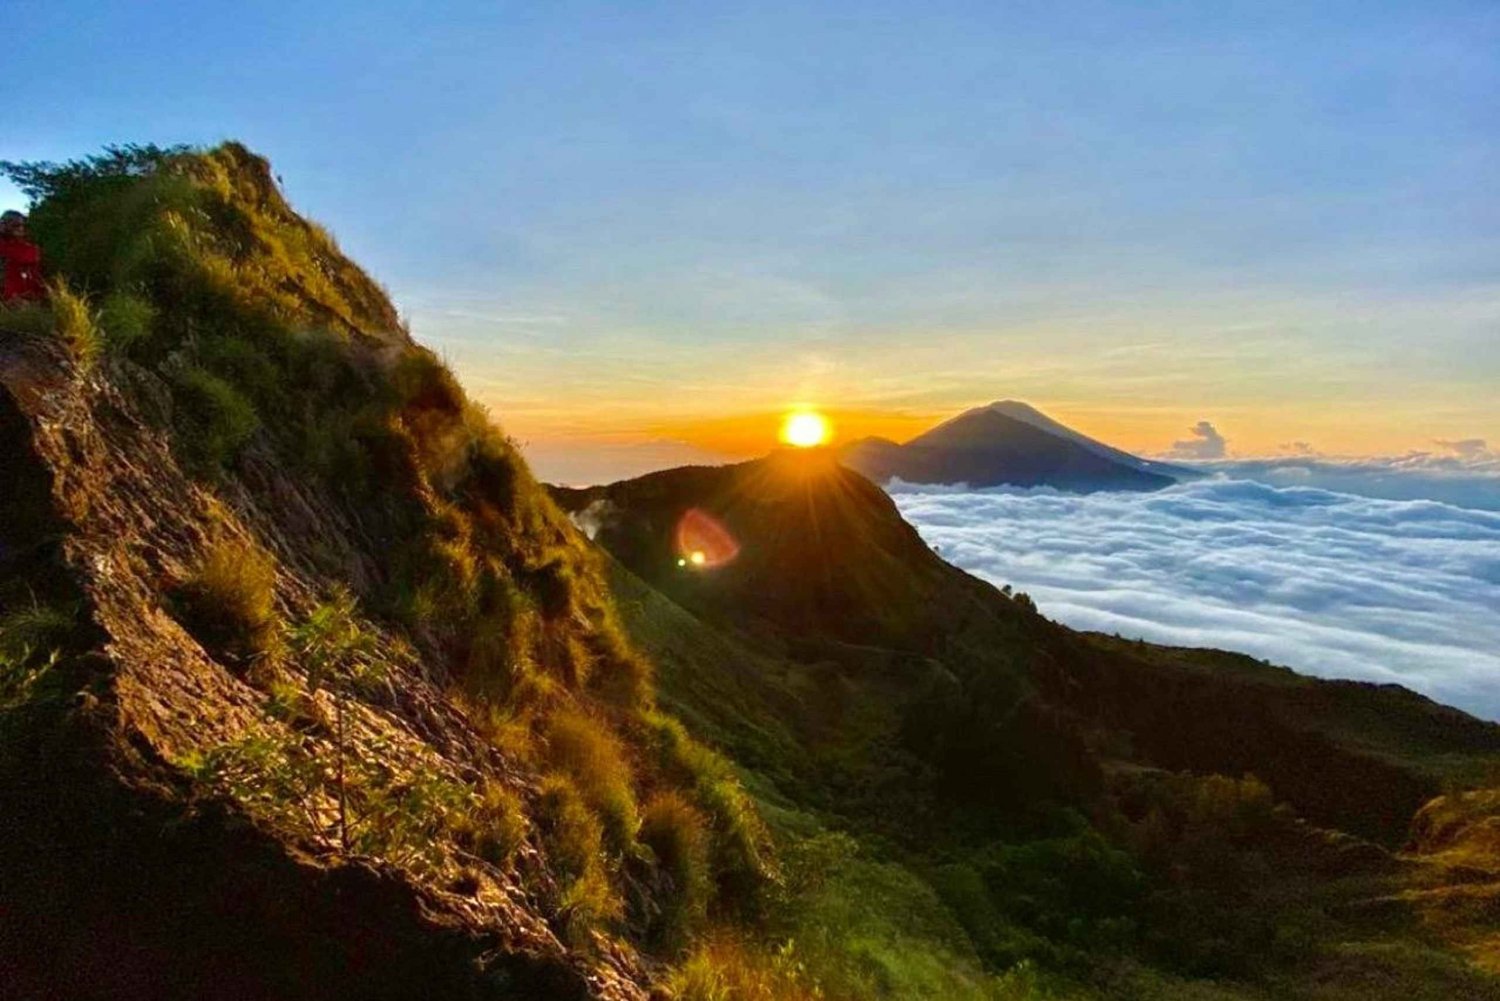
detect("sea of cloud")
(889, 477), (1500, 721)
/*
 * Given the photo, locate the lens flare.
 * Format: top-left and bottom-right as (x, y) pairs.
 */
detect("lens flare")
(674, 508), (739, 569)
(780, 410), (830, 448)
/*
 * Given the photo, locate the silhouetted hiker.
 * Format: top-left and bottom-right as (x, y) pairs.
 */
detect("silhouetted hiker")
(0, 210), (45, 303)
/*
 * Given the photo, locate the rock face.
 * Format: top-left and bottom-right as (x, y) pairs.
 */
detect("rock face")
(0, 306), (650, 1001)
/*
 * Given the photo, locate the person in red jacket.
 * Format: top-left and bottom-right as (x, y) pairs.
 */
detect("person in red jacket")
(0, 210), (46, 302)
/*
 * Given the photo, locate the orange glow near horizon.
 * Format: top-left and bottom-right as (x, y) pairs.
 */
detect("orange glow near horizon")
(497, 397), (1494, 488)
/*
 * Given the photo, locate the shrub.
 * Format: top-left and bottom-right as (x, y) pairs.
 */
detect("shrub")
(97, 290), (155, 351)
(169, 365), (261, 474)
(546, 709), (639, 853)
(174, 538), (280, 667)
(640, 791), (713, 948)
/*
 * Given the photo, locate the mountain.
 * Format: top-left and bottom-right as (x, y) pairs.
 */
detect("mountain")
(1, 143), (765, 1000)
(4, 143), (1499, 1001)
(555, 451), (1500, 996)
(841, 401), (1182, 491)
(985, 400), (1199, 480)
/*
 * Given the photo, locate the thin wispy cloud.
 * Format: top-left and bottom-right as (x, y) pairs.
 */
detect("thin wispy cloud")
(890, 478), (1500, 721)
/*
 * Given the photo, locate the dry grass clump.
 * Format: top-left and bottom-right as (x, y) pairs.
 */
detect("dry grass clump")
(537, 773), (623, 942)
(46, 280), (102, 368)
(547, 709), (640, 852)
(669, 936), (823, 1001)
(648, 712), (774, 906)
(641, 790), (713, 948)
(174, 538), (280, 668)
(451, 777), (528, 868)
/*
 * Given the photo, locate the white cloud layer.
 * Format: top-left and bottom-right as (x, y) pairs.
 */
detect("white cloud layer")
(889, 478), (1500, 721)
(1194, 449), (1500, 511)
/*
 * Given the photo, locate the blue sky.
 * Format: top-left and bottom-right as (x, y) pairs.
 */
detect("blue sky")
(5, 1), (1497, 481)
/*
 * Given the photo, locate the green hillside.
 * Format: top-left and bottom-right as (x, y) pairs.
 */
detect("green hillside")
(555, 450), (1500, 998)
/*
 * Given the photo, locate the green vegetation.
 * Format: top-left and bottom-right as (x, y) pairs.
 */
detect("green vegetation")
(451, 777), (528, 868)
(546, 709), (640, 852)
(184, 729), (471, 877)
(537, 772), (624, 941)
(670, 937), (824, 1001)
(0, 601), (74, 709)
(641, 791), (713, 947)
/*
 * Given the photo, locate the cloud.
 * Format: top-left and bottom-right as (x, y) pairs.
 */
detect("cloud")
(1190, 451), (1500, 511)
(1435, 438), (1493, 461)
(888, 479), (1500, 721)
(1167, 420), (1227, 460)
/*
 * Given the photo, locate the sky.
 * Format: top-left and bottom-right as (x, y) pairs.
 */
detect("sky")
(893, 478), (1500, 720)
(5, 1), (1497, 483)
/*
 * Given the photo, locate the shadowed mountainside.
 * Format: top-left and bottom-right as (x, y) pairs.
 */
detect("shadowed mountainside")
(555, 451), (1500, 996)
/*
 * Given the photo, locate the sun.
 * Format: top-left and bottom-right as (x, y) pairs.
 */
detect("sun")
(780, 410), (831, 448)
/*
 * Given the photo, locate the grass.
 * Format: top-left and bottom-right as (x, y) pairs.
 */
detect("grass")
(454, 778), (528, 868)
(546, 709), (640, 853)
(641, 790), (713, 947)
(46, 280), (102, 368)
(168, 365), (261, 474)
(537, 772), (623, 942)
(646, 711), (774, 907)
(173, 538), (280, 668)
(671, 937), (825, 1001)
(0, 601), (76, 709)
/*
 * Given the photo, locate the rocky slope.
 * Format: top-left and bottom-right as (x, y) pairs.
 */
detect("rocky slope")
(0, 144), (766, 1000)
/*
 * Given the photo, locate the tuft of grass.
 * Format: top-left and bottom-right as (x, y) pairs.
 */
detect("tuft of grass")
(546, 709), (640, 853)
(174, 538), (280, 668)
(647, 712), (774, 907)
(669, 937), (824, 1001)
(0, 601), (76, 708)
(640, 790), (713, 948)
(47, 280), (101, 368)
(537, 773), (623, 942)
(451, 778), (528, 868)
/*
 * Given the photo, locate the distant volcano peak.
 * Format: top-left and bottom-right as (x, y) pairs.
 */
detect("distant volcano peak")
(841, 400), (1195, 492)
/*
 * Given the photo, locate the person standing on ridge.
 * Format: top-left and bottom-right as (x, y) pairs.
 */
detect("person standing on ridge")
(0, 210), (46, 303)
